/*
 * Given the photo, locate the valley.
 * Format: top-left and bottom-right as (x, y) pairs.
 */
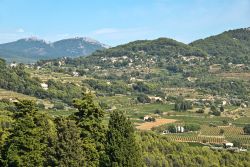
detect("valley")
(0, 27), (250, 166)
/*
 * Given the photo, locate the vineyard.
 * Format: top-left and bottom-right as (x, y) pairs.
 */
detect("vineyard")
(163, 125), (250, 147)
(164, 133), (226, 144)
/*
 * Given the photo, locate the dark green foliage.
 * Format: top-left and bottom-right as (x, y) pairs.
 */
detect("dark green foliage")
(2, 100), (55, 167)
(243, 124), (250, 134)
(105, 111), (143, 167)
(196, 108), (204, 113)
(191, 28), (250, 64)
(232, 140), (242, 148)
(137, 94), (151, 103)
(220, 129), (225, 134)
(48, 117), (85, 167)
(72, 93), (106, 167)
(174, 99), (192, 112)
(167, 124), (177, 133)
(184, 124), (201, 132)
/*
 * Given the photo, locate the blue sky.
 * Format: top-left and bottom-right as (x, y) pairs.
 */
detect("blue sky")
(0, 0), (249, 46)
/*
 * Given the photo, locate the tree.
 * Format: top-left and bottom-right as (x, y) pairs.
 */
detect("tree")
(219, 129), (225, 135)
(232, 140), (242, 148)
(105, 110), (143, 167)
(137, 94), (151, 103)
(3, 100), (55, 166)
(243, 124), (250, 135)
(48, 117), (85, 167)
(175, 100), (192, 112)
(220, 106), (224, 112)
(72, 93), (106, 167)
(167, 124), (177, 133)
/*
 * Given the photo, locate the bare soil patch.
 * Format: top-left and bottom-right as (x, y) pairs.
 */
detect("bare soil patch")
(136, 118), (176, 130)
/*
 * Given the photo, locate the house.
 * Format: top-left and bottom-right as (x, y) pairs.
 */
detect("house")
(10, 63), (17, 68)
(41, 83), (48, 90)
(143, 116), (150, 121)
(72, 71), (79, 77)
(223, 142), (234, 148)
(148, 96), (163, 103)
(143, 116), (155, 122)
(176, 126), (185, 133)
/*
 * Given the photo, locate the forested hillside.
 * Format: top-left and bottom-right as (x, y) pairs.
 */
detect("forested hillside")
(0, 58), (83, 104)
(190, 28), (250, 64)
(67, 37), (207, 67)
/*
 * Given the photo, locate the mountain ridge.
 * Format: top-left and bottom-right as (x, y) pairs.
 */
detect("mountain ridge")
(0, 37), (109, 63)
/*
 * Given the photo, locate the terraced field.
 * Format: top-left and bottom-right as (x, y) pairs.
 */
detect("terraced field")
(0, 88), (53, 109)
(216, 72), (250, 80)
(164, 133), (226, 144)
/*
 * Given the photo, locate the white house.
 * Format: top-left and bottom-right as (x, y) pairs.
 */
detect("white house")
(10, 63), (17, 68)
(175, 126), (185, 133)
(72, 72), (79, 77)
(224, 142), (234, 148)
(41, 83), (48, 90)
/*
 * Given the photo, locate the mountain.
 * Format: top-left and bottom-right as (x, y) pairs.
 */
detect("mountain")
(0, 37), (109, 63)
(190, 28), (250, 64)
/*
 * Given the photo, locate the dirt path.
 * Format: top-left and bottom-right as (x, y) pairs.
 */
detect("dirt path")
(136, 118), (177, 130)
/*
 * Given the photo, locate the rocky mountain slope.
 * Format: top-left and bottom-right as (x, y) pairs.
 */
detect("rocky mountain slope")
(0, 37), (108, 63)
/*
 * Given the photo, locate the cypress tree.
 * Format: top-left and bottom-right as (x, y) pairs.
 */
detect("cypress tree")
(49, 117), (85, 167)
(105, 110), (143, 167)
(72, 93), (106, 167)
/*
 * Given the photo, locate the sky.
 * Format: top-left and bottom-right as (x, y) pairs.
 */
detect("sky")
(0, 0), (250, 46)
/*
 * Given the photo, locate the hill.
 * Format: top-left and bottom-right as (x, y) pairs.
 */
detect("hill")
(68, 37), (208, 68)
(190, 28), (250, 64)
(0, 37), (108, 63)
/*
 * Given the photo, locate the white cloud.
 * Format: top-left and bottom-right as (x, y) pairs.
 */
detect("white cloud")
(16, 28), (25, 33)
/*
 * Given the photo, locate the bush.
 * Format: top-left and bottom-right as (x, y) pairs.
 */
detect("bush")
(184, 124), (201, 132)
(137, 94), (151, 103)
(243, 124), (250, 134)
(167, 124), (177, 133)
(196, 109), (204, 113)
(53, 102), (65, 110)
(154, 109), (163, 115)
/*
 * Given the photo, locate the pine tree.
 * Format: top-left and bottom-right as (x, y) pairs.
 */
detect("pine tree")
(72, 93), (106, 167)
(3, 100), (51, 166)
(105, 110), (143, 167)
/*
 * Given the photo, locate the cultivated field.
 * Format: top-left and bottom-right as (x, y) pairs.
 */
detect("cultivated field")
(136, 118), (176, 130)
